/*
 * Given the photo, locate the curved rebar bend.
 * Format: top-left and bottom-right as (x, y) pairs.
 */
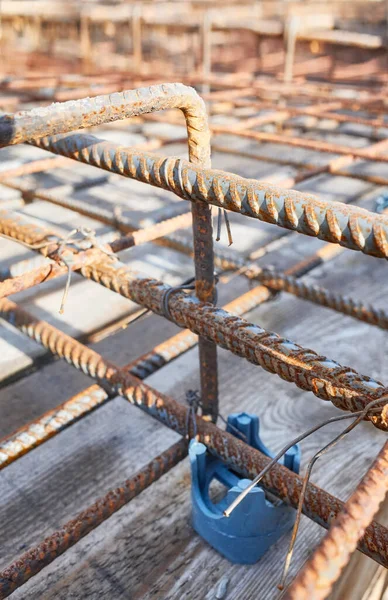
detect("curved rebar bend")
(0, 83), (209, 162)
(0, 83), (218, 418)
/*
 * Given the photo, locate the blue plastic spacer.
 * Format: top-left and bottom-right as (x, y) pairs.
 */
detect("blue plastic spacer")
(375, 192), (388, 214)
(189, 412), (300, 564)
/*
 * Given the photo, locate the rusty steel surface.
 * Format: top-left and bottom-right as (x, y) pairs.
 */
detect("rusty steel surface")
(0, 83), (210, 153)
(284, 441), (388, 600)
(0, 89), (218, 415)
(0, 385), (110, 470)
(257, 270), (388, 330)
(75, 264), (388, 427)
(0, 283), (271, 470)
(0, 298), (387, 571)
(33, 131), (388, 260)
(164, 233), (388, 330)
(1, 207), (387, 427)
(1, 76), (388, 597)
(0, 439), (188, 599)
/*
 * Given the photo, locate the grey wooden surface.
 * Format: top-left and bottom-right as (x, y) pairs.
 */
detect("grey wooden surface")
(0, 126), (387, 600)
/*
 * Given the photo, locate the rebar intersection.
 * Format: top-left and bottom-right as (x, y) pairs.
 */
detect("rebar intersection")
(0, 80), (388, 599)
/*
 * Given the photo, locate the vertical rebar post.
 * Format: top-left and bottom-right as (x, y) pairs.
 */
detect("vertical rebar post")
(183, 89), (218, 423)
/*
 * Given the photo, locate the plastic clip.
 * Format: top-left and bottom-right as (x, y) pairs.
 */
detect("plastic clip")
(189, 412), (300, 564)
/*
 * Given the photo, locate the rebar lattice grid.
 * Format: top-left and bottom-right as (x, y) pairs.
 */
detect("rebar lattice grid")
(0, 73), (388, 599)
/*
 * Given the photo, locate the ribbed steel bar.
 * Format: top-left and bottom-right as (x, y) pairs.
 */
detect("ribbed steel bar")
(0, 385), (109, 469)
(1, 85), (218, 413)
(165, 232), (388, 330)
(129, 282), (273, 378)
(0, 209), (192, 299)
(1, 236), (388, 430)
(5, 171), (386, 332)
(284, 441), (388, 600)
(0, 298), (386, 568)
(0, 284), (272, 469)
(34, 133), (388, 259)
(0, 261), (70, 300)
(3, 208), (388, 421)
(0, 83), (209, 151)
(0, 210), (112, 299)
(257, 270), (388, 330)
(0, 84), (218, 418)
(0, 208), (386, 422)
(109, 211), (193, 253)
(0, 439), (188, 599)
(132, 110), (388, 188)
(3, 81), (216, 422)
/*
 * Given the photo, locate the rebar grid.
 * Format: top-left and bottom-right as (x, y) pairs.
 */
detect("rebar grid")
(0, 297), (387, 570)
(0, 76), (388, 598)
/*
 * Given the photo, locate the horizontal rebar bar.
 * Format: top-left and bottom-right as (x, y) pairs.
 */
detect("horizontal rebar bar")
(257, 270), (388, 330)
(0, 284), (272, 469)
(284, 441), (388, 600)
(0, 209), (192, 299)
(78, 261), (388, 426)
(0, 298), (386, 568)
(0, 385), (109, 469)
(5, 163), (386, 332)
(0, 439), (188, 599)
(33, 132), (388, 260)
(0, 209), (386, 426)
(1, 244), (388, 425)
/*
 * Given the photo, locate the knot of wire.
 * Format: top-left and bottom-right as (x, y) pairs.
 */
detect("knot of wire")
(1, 227), (117, 314)
(161, 272), (219, 321)
(161, 276), (196, 321)
(184, 388), (247, 441)
(56, 227), (117, 314)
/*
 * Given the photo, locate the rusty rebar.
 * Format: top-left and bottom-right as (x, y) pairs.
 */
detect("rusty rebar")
(0, 209), (386, 426)
(0, 298), (386, 568)
(6, 176), (386, 332)
(0, 385), (109, 469)
(0, 210), (192, 300)
(9, 81), (216, 422)
(34, 132), (388, 260)
(0, 439), (188, 599)
(283, 441), (388, 600)
(78, 262), (388, 426)
(256, 270), (388, 330)
(0, 284), (271, 469)
(0, 83), (209, 151)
